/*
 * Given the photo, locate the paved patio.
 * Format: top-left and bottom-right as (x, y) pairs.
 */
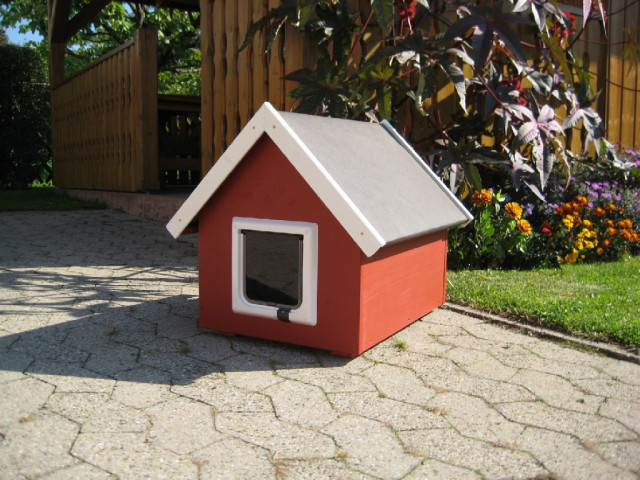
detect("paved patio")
(0, 209), (639, 479)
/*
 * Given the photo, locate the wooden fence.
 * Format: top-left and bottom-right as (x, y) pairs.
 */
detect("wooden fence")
(50, 1), (638, 191)
(51, 29), (159, 191)
(198, 0), (640, 177)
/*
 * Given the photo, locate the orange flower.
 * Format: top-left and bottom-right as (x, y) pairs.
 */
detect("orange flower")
(517, 219), (532, 235)
(606, 227), (617, 236)
(593, 207), (606, 217)
(601, 238), (611, 248)
(604, 203), (616, 213)
(605, 219), (615, 228)
(618, 219), (633, 229)
(575, 195), (589, 205)
(596, 247), (604, 255)
(505, 202), (523, 219)
(471, 189), (493, 206)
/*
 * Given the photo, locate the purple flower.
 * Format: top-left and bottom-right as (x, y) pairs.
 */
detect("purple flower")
(524, 203), (534, 216)
(601, 192), (613, 200)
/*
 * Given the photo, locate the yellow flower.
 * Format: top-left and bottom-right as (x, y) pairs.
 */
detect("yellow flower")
(584, 241), (595, 249)
(564, 249), (579, 264)
(517, 219), (532, 235)
(575, 240), (584, 251)
(471, 189), (493, 206)
(582, 219), (593, 228)
(597, 247), (604, 255)
(505, 202), (523, 219)
(562, 215), (574, 229)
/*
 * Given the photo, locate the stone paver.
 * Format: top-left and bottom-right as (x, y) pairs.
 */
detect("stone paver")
(1, 209), (639, 479)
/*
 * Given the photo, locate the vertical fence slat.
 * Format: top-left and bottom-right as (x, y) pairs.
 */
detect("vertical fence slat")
(200, 0), (215, 174)
(225, 0), (239, 147)
(212, 0), (226, 164)
(251, 0), (268, 113)
(237, 1), (252, 128)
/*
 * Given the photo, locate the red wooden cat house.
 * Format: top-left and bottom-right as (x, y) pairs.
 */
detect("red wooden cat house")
(167, 102), (472, 357)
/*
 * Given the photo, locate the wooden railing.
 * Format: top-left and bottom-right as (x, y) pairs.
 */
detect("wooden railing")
(158, 95), (201, 187)
(51, 29), (159, 191)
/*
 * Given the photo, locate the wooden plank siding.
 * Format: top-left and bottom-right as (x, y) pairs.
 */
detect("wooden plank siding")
(51, 29), (159, 191)
(198, 0), (640, 178)
(199, 0), (312, 173)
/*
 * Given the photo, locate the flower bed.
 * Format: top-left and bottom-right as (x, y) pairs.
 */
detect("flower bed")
(448, 149), (640, 270)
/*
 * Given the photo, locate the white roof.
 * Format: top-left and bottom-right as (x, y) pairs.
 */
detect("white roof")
(166, 102), (472, 257)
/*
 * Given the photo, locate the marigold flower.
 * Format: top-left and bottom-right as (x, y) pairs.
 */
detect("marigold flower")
(605, 219), (615, 228)
(597, 247), (604, 255)
(562, 215), (574, 229)
(575, 195), (589, 205)
(593, 207), (606, 217)
(601, 238), (611, 248)
(584, 241), (596, 249)
(604, 203), (616, 213)
(517, 219), (532, 235)
(606, 227), (617, 236)
(575, 240), (584, 250)
(471, 189), (493, 206)
(563, 249), (579, 264)
(505, 202), (523, 219)
(582, 219), (593, 229)
(541, 227), (552, 237)
(621, 229), (634, 241)
(618, 219), (633, 229)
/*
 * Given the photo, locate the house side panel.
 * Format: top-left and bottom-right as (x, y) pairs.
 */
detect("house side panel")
(358, 231), (448, 352)
(198, 135), (363, 356)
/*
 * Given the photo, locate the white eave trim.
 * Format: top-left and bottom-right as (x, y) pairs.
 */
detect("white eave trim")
(166, 102), (387, 257)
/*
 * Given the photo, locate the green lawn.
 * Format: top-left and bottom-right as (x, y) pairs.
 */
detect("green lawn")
(447, 256), (640, 351)
(0, 187), (105, 211)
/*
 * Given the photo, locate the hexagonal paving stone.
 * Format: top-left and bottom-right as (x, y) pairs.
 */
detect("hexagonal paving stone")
(72, 432), (198, 479)
(399, 428), (545, 479)
(46, 392), (149, 433)
(264, 379), (339, 428)
(191, 437), (275, 479)
(322, 414), (421, 479)
(0, 377), (54, 426)
(146, 396), (223, 454)
(216, 411), (335, 460)
(0, 412), (79, 479)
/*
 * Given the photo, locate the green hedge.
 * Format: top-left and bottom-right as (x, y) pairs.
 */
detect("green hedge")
(0, 44), (51, 189)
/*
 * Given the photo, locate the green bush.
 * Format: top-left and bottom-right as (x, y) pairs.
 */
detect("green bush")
(0, 44), (51, 189)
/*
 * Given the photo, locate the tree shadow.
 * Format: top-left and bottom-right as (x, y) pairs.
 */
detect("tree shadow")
(0, 211), (350, 386)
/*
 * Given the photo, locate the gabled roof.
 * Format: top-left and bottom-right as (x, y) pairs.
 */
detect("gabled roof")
(166, 102), (472, 257)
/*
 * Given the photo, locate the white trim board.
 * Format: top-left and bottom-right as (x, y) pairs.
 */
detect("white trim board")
(166, 102), (472, 257)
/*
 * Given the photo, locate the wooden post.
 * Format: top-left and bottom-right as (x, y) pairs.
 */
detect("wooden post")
(134, 29), (159, 191)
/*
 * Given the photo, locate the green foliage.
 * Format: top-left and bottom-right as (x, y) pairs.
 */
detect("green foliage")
(447, 256), (640, 350)
(0, 44), (50, 189)
(0, 1), (201, 96)
(241, 0), (617, 201)
(448, 189), (549, 270)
